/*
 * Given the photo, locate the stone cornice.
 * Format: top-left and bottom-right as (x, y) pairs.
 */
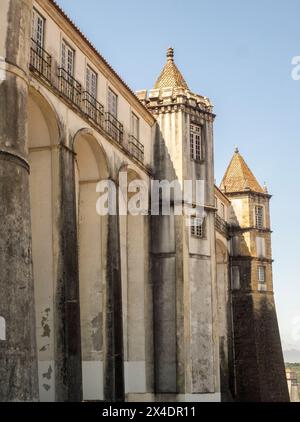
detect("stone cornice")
(229, 226), (272, 234)
(230, 256), (274, 264)
(147, 102), (215, 122)
(221, 189), (272, 199)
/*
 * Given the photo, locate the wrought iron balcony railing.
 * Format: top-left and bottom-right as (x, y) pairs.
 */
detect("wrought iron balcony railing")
(30, 38), (52, 82)
(128, 135), (144, 163)
(29, 42), (147, 166)
(215, 214), (228, 236)
(57, 67), (82, 108)
(82, 91), (104, 128)
(105, 112), (123, 143)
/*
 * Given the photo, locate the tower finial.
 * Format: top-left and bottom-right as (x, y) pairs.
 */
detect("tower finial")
(235, 146), (239, 154)
(167, 47), (174, 61)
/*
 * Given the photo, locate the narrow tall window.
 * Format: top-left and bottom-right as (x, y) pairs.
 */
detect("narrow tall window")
(258, 266), (266, 283)
(190, 216), (205, 238)
(86, 66), (97, 100)
(61, 41), (74, 76)
(221, 203), (225, 219)
(131, 113), (139, 140)
(32, 9), (45, 47)
(108, 88), (117, 117)
(258, 266), (267, 291)
(190, 123), (203, 162)
(255, 205), (264, 229)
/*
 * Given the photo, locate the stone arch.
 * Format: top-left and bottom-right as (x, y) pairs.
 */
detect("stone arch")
(73, 130), (110, 401)
(28, 86), (62, 146)
(28, 87), (61, 401)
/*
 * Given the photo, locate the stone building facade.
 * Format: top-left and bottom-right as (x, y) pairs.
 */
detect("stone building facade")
(0, 0), (289, 402)
(286, 369), (300, 402)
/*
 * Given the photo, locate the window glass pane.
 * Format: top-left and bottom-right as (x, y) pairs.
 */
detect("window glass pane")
(132, 113), (139, 139)
(32, 9), (44, 47)
(258, 266), (266, 283)
(86, 66), (97, 99)
(108, 89), (117, 117)
(255, 205), (264, 229)
(191, 216), (204, 238)
(190, 124), (202, 161)
(61, 41), (74, 76)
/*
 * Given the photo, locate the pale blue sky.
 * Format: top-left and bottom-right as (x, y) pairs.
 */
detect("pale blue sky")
(56, 0), (300, 355)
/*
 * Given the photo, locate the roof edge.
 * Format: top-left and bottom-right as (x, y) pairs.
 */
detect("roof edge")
(37, 0), (156, 126)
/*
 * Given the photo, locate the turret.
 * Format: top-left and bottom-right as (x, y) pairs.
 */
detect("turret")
(220, 148), (289, 401)
(137, 48), (220, 400)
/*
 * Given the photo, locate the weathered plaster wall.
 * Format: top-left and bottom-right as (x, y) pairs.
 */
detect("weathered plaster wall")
(0, 0), (39, 402)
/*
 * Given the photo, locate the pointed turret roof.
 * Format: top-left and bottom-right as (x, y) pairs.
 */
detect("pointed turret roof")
(154, 47), (189, 90)
(220, 147), (264, 194)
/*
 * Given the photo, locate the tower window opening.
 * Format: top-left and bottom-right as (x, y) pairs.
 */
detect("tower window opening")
(190, 123), (203, 162)
(191, 216), (205, 238)
(255, 205), (264, 229)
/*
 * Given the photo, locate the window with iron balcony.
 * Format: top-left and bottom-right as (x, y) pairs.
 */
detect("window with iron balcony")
(105, 88), (123, 143)
(83, 66), (104, 128)
(129, 113), (144, 163)
(58, 41), (82, 108)
(30, 9), (51, 82)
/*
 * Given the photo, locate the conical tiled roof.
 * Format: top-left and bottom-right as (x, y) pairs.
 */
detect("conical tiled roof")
(154, 48), (189, 90)
(220, 148), (264, 194)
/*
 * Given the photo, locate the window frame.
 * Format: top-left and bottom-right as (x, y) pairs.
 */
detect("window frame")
(61, 39), (75, 77)
(32, 8), (45, 47)
(86, 65), (98, 100)
(190, 123), (204, 162)
(258, 265), (266, 283)
(190, 215), (205, 238)
(131, 112), (140, 140)
(220, 203), (225, 219)
(108, 87), (118, 118)
(255, 205), (265, 229)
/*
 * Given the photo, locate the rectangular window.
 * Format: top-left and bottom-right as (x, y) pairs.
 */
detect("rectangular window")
(131, 113), (139, 140)
(221, 203), (225, 219)
(190, 123), (203, 162)
(258, 266), (266, 283)
(61, 41), (74, 76)
(32, 9), (45, 47)
(86, 66), (97, 100)
(255, 205), (264, 229)
(108, 88), (117, 117)
(190, 216), (205, 238)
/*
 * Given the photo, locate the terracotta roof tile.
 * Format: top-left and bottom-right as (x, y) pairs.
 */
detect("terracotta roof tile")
(220, 148), (264, 194)
(154, 48), (189, 90)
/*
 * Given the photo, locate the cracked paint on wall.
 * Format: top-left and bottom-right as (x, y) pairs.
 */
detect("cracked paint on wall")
(41, 308), (51, 338)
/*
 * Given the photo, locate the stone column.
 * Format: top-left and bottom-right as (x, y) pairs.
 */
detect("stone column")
(104, 189), (124, 401)
(54, 145), (82, 402)
(0, 0), (39, 401)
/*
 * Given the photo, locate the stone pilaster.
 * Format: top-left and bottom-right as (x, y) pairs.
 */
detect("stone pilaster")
(104, 194), (125, 401)
(54, 145), (83, 402)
